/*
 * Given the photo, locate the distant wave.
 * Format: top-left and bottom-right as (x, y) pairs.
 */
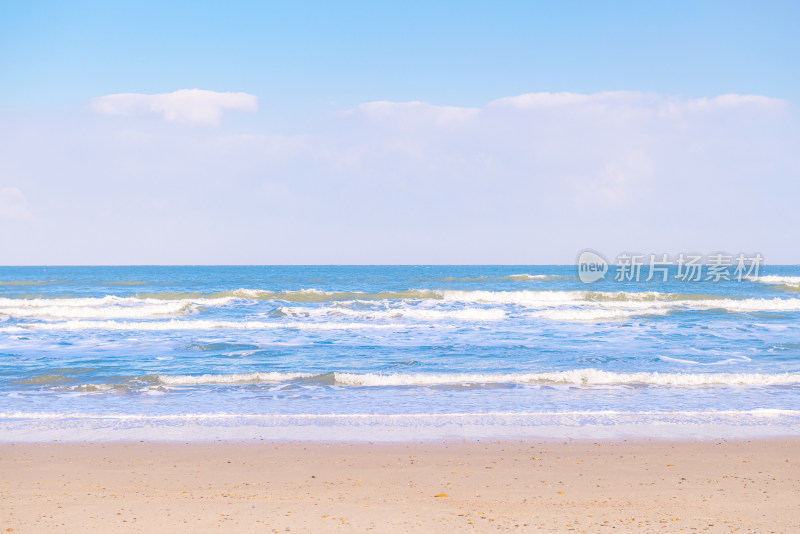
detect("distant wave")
(0, 280), (57, 286)
(503, 274), (570, 281)
(749, 275), (800, 286)
(433, 274), (570, 282)
(748, 275), (800, 291)
(0, 288), (784, 306)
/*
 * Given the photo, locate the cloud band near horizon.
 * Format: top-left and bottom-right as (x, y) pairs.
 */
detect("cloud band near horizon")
(1, 89), (796, 264)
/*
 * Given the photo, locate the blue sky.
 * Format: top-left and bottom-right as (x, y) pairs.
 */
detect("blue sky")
(1, 1), (798, 264)
(3, 1), (799, 108)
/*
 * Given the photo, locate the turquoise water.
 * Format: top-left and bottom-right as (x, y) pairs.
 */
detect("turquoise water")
(1, 265), (800, 441)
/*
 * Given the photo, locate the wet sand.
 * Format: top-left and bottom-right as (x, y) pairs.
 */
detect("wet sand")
(1, 439), (798, 533)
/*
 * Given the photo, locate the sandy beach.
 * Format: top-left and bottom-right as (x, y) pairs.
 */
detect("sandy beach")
(1, 439), (797, 533)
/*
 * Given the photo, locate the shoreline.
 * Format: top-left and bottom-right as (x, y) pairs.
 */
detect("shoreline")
(3, 410), (800, 443)
(2, 438), (798, 532)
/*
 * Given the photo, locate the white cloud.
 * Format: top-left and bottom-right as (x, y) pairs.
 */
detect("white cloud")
(490, 91), (598, 108)
(0, 187), (33, 221)
(349, 101), (480, 124)
(90, 89), (258, 125)
(682, 93), (785, 112)
(489, 91), (785, 119)
(332, 91), (790, 206)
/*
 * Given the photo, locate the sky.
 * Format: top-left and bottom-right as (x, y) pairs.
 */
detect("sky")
(1, 0), (798, 264)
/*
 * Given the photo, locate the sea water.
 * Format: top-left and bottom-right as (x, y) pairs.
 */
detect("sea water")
(1, 265), (799, 441)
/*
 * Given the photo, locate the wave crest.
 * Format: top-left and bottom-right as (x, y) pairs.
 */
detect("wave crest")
(139, 370), (800, 387)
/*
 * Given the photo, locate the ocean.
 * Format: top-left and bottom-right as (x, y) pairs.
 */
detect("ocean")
(1, 265), (799, 441)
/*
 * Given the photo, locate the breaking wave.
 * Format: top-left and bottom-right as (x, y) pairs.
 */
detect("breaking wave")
(2, 290), (799, 327)
(157, 372), (315, 385)
(748, 275), (800, 292)
(0, 296), (205, 319)
(137, 370), (800, 387)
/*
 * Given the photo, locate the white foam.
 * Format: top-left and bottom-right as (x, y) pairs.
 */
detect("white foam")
(195, 288), (443, 302)
(443, 289), (583, 304)
(277, 306), (506, 321)
(748, 275), (800, 287)
(334, 370), (800, 387)
(0, 319), (434, 332)
(0, 296), (234, 320)
(2, 409), (798, 421)
(441, 290), (800, 320)
(526, 298), (800, 321)
(0, 302), (198, 319)
(440, 290), (710, 306)
(142, 369), (800, 387)
(2, 411), (800, 442)
(658, 355), (752, 366)
(701, 297), (800, 311)
(505, 274), (569, 281)
(157, 372), (314, 385)
(4, 290), (799, 327)
(528, 308), (670, 321)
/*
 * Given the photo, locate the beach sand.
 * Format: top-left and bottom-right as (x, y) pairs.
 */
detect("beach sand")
(1, 439), (798, 533)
